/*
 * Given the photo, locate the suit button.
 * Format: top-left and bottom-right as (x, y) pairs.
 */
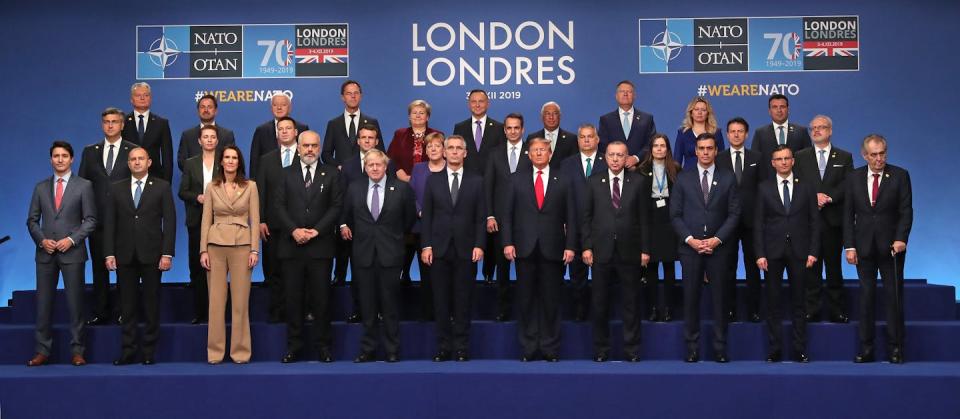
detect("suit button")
(306, 209), (310, 213)
(135, 215), (139, 219)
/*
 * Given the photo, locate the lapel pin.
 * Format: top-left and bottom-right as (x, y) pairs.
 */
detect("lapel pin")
(885, 173), (890, 178)
(795, 179), (799, 183)
(601, 178), (607, 183)
(389, 186), (395, 191)
(553, 176), (558, 180)
(712, 181), (718, 186)
(647, 172), (652, 176)
(95, 145), (100, 150)
(320, 172), (325, 176)
(363, 119), (368, 123)
(148, 181), (153, 185)
(625, 178), (631, 183)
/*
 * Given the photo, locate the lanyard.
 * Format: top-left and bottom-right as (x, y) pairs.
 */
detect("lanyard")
(655, 169), (667, 194)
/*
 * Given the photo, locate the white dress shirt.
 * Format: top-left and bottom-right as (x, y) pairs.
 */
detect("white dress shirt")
(776, 173), (795, 205)
(102, 138), (122, 172)
(544, 128), (559, 152)
(134, 110), (151, 132)
(367, 177), (386, 213)
(580, 151), (597, 177)
(343, 109), (362, 133)
(532, 165), (550, 194)
(608, 169), (624, 197)
(867, 168), (884, 204)
(447, 166), (464, 191)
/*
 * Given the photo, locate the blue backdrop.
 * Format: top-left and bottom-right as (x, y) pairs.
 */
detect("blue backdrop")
(1, 0), (956, 304)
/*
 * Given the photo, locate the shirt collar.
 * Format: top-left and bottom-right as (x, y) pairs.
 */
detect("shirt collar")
(697, 163), (716, 175)
(344, 109), (361, 118)
(815, 143), (832, 154)
(368, 176), (386, 189)
(580, 150), (597, 160)
(608, 169), (624, 180)
(777, 173), (794, 184)
(56, 171), (72, 183)
(131, 173), (149, 186)
(447, 166), (463, 177)
(729, 146), (745, 153)
(134, 110), (150, 119)
(533, 165), (550, 176)
(104, 137), (122, 146)
(472, 115), (487, 126)
(773, 120), (789, 131)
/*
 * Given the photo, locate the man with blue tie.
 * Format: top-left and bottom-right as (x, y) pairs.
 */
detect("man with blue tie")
(502, 138), (578, 362)
(754, 145), (819, 363)
(121, 82), (174, 181)
(340, 150), (417, 362)
(421, 135), (486, 362)
(256, 116), (301, 323)
(597, 80), (657, 167)
(27, 141), (97, 366)
(670, 133), (741, 362)
(750, 94), (811, 178)
(559, 124), (608, 321)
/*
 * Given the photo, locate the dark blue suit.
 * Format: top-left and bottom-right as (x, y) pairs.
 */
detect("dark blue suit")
(501, 166), (578, 358)
(559, 152), (607, 317)
(421, 169), (486, 354)
(670, 164), (740, 355)
(597, 107), (657, 159)
(483, 141), (531, 316)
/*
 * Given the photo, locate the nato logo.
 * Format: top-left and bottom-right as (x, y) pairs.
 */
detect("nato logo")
(639, 19), (694, 73)
(137, 26), (190, 79)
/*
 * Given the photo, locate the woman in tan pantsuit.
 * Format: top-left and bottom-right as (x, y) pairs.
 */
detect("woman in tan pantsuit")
(200, 145), (260, 364)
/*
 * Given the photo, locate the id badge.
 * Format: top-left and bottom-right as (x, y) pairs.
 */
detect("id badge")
(656, 199), (666, 208)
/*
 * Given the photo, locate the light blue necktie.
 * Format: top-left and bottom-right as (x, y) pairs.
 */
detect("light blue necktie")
(283, 148), (292, 168)
(134, 180), (143, 208)
(509, 145), (518, 173)
(818, 150), (826, 179)
(777, 126), (786, 145)
(621, 111), (631, 138)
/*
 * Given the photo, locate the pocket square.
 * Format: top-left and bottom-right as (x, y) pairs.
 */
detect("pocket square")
(832, 164), (844, 167)
(749, 163), (757, 167)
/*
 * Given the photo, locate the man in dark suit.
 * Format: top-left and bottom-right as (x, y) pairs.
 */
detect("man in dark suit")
(525, 101), (577, 168)
(670, 133), (741, 363)
(104, 147), (176, 365)
(597, 80), (657, 167)
(340, 150), (417, 362)
(256, 116), (301, 323)
(714, 117), (763, 323)
(754, 145), (819, 363)
(176, 94), (235, 171)
(26, 141), (97, 367)
(559, 124), (608, 321)
(453, 89), (506, 175)
(750, 94), (811, 178)
(580, 141), (649, 362)
(179, 125), (222, 324)
(78, 107), (136, 326)
(502, 138), (578, 362)
(483, 113), (531, 320)
(420, 135), (486, 362)
(844, 134), (912, 364)
(248, 93), (309, 179)
(794, 115), (854, 323)
(122, 82), (174, 181)
(321, 80), (384, 167)
(273, 131), (341, 363)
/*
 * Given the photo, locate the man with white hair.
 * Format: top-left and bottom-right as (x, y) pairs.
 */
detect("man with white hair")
(525, 101), (577, 168)
(122, 82), (174, 181)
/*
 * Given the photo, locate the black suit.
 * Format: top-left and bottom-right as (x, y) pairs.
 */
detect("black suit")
(176, 124), (235, 171)
(104, 176), (176, 360)
(342, 177), (416, 356)
(421, 169), (486, 354)
(501, 167), (578, 358)
(597, 107), (657, 158)
(670, 165), (741, 355)
(273, 162), (341, 356)
(454, 117), (506, 175)
(794, 145), (854, 319)
(178, 156), (219, 320)
(715, 147), (763, 319)
(560, 152), (608, 317)
(122, 112), (174, 181)
(320, 112), (384, 166)
(248, 119), (310, 180)
(483, 141), (531, 315)
(256, 147), (301, 321)
(77, 139), (135, 320)
(526, 128), (577, 169)
(754, 175), (819, 355)
(751, 122), (811, 178)
(843, 164), (912, 354)
(581, 170), (648, 358)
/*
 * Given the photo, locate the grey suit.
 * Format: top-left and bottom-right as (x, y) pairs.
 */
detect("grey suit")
(26, 174), (97, 356)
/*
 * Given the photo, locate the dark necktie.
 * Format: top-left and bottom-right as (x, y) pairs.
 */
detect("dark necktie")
(612, 176), (621, 209)
(137, 115), (145, 140)
(782, 179), (791, 212)
(348, 114), (357, 141)
(871, 173), (880, 207)
(701, 170), (710, 204)
(106, 144), (115, 176)
(304, 165), (313, 189)
(450, 172), (460, 205)
(734, 151), (742, 185)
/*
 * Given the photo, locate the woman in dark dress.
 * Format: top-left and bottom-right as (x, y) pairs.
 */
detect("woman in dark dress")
(673, 97), (725, 170)
(638, 133), (681, 322)
(407, 132), (447, 320)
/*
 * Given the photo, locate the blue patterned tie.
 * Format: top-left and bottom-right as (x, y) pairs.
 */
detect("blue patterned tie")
(134, 180), (143, 208)
(283, 148), (292, 168)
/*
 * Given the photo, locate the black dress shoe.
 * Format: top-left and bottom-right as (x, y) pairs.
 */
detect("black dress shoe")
(543, 354), (559, 362)
(331, 276), (345, 286)
(318, 350), (333, 363)
(455, 351), (470, 362)
(647, 307), (659, 322)
(830, 313), (849, 323)
(625, 354), (641, 362)
(484, 275), (495, 285)
(520, 353), (538, 362)
(385, 353), (399, 363)
(495, 313), (509, 322)
(190, 317), (208, 325)
(117, 315), (124, 325)
(573, 305), (587, 322)
(433, 351), (451, 362)
(726, 311), (736, 323)
(305, 312), (315, 322)
(113, 356), (137, 366)
(593, 353), (609, 362)
(347, 313), (362, 323)
(714, 353), (729, 363)
(353, 352), (375, 363)
(142, 357), (156, 365)
(281, 353), (300, 363)
(86, 316), (109, 326)
(684, 350), (699, 363)
(889, 347), (904, 364)
(854, 352), (875, 363)
(806, 313), (822, 323)
(794, 352), (809, 363)
(766, 351), (782, 362)
(660, 308), (672, 322)
(748, 313), (761, 323)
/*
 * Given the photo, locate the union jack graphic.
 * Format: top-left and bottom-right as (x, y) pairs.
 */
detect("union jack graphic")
(803, 40), (858, 57)
(295, 48), (349, 64)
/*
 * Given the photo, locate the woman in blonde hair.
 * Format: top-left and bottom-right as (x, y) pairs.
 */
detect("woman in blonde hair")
(673, 97), (725, 169)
